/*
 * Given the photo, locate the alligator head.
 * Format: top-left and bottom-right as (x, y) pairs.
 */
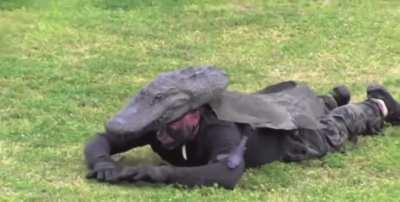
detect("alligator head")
(106, 66), (229, 135)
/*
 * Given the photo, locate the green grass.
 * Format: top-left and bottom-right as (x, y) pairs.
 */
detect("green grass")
(1, 0), (400, 201)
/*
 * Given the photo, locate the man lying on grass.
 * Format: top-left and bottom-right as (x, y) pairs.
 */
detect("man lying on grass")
(84, 66), (400, 189)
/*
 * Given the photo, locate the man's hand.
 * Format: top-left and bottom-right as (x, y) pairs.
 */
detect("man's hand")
(86, 160), (122, 183)
(116, 165), (171, 183)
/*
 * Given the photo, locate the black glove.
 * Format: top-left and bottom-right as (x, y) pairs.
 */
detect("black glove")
(86, 160), (123, 183)
(116, 165), (172, 183)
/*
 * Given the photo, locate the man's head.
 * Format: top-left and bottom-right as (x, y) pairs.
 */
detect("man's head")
(156, 109), (201, 150)
(106, 66), (228, 136)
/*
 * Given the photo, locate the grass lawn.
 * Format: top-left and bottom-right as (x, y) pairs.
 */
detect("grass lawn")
(1, 0), (400, 201)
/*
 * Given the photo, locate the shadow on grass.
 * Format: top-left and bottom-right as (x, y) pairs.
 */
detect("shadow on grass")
(0, 0), (48, 10)
(0, 0), (188, 11)
(92, 0), (189, 11)
(113, 146), (165, 167)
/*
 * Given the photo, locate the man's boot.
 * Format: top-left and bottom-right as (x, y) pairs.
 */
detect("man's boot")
(321, 85), (351, 110)
(331, 85), (351, 106)
(367, 84), (400, 125)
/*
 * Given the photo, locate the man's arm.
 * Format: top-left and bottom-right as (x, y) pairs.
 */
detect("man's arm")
(166, 159), (245, 189)
(118, 123), (246, 189)
(84, 129), (157, 182)
(118, 154), (245, 189)
(84, 131), (155, 168)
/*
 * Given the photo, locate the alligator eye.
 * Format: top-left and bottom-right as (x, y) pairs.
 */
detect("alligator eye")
(151, 94), (164, 105)
(155, 94), (163, 100)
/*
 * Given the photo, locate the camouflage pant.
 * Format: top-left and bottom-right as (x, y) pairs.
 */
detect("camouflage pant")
(282, 100), (384, 161)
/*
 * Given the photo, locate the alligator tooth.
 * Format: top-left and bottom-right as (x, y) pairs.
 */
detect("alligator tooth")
(182, 145), (187, 160)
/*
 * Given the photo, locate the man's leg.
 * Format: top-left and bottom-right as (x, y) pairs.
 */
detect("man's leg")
(279, 85), (400, 162)
(282, 99), (385, 161)
(320, 99), (385, 151)
(321, 83), (400, 151)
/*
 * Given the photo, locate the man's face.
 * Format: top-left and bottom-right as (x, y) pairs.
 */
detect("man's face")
(156, 110), (201, 150)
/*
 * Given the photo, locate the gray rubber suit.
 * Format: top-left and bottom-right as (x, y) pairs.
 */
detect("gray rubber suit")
(211, 81), (384, 163)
